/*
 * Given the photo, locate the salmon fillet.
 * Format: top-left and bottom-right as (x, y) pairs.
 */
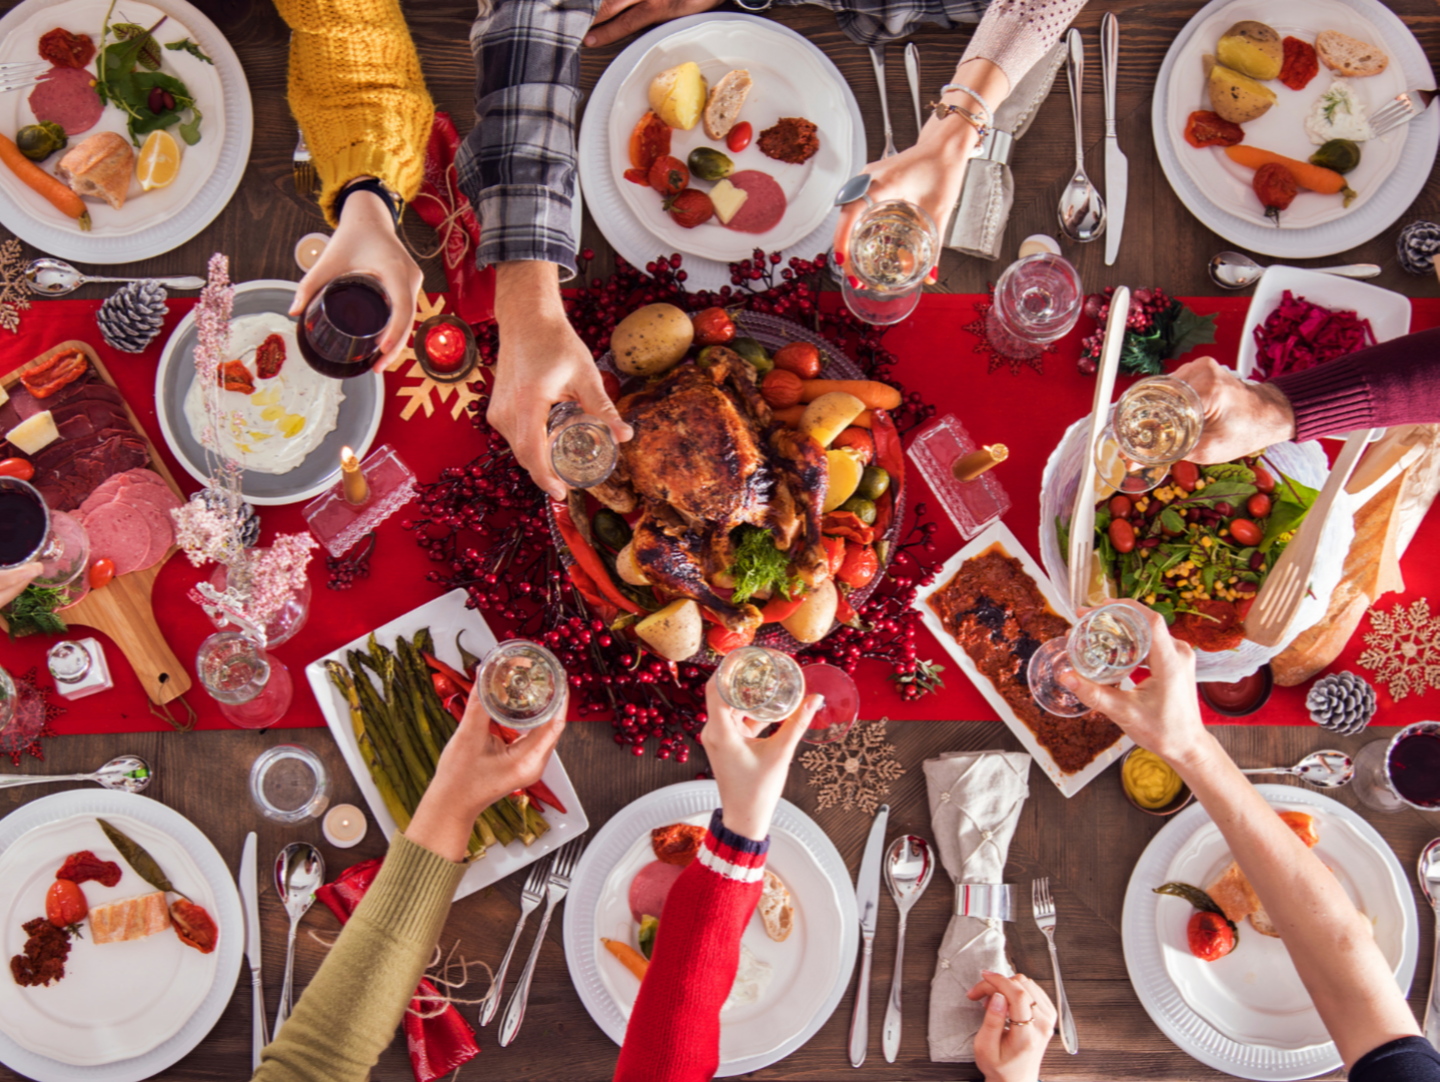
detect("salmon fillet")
(90, 891), (171, 944)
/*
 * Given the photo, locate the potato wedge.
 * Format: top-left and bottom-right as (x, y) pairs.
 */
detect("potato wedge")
(781, 579), (838, 644)
(648, 62), (707, 131)
(637, 599), (703, 661)
(1206, 61), (1277, 123)
(612, 303), (694, 376)
(1216, 21), (1282, 81)
(823, 448), (863, 513)
(800, 391), (866, 448)
(616, 541), (650, 586)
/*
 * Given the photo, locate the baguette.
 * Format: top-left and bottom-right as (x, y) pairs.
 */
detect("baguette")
(757, 869), (793, 942)
(703, 70), (753, 141)
(1315, 31), (1388, 77)
(54, 132), (133, 210)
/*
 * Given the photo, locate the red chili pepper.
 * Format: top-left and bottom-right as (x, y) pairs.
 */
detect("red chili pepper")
(423, 653), (473, 694)
(553, 500), (644, 616)
(525, 779), (567, 814)
(834, 590), (858, 627)
(869, 409), (905, 537)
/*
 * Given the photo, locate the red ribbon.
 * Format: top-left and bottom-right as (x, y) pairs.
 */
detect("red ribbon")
(411, 112), (496, 327)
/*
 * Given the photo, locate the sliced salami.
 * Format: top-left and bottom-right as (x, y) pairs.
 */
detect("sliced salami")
(28, 67), (103, 135)
(83, 501), (153, 576)
(628, 860), (686, 923)
(723, 171), (787, 235)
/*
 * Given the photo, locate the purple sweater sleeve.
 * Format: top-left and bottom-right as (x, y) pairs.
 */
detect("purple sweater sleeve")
(1270, 327), (1440, 441)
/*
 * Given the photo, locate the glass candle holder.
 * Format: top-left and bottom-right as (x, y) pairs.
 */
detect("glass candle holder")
(1028, 601), (1152, 717)
(477, 640), (568, 730)
(1095, 375), (1205, 496)
(250, 744), (330, 824)
(47, 638), (114, 701)
(841, 199), (938, 326)
(906, 414), (1012, 540)
(717, 646), (806, 724)
(208, 551), (312, 646)
(984, 253), (1082, 360)
(197, 631), (294, 729)
(415, 314), (478, 384)
(548, 403), (618, 490)
(303, 443), (417, 558)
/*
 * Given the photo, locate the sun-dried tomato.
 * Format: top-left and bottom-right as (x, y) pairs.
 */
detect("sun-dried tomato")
(1279, 36), (1319, 92)
(1183, 110), (1244, 149)
(21, 349), (89, 399)
(220, 360), (256, 395)
(627, 111), (671, 174)
(651, 824), (706, 866)
(822, 511), (876, 545)
(56, 849), (122, 888)
(38, 27), (95, 69)
(169, 898), (218, 954)
(1253, 162), (1298, 226)
(255, 333), (286, 380)
(1170, 599), (1246, 653)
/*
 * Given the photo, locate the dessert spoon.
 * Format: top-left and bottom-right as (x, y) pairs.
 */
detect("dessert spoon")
(0, 754), (152, 792)
(273, 842), (325, 1038)
(1208, 251), (1381, 290)
(1239, 750), (1354, 788)
(24, 257), (206, 296)
(1058, 29), (1106, 243)
(882, 834), (934, 1062)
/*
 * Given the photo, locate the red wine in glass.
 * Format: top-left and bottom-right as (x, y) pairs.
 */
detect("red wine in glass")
(0, 480), (48, 569)
(1388, 726), (1440, 808)
(297, 273), (392, 379)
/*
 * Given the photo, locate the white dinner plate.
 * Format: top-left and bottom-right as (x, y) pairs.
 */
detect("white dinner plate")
(154, 280), (384, 505)
(1122, 785), (1418, 1079)
(1152, 0), (1438, 257)
(0, 791), (243, 1082)
(304, 588), (589, 903)
(913, 520), (1131, 797)
(563, 780), (856, 1076)
(0, 0), (252, 264)
(580, 12), (866, 292)
(1234, 264), (1412, 379)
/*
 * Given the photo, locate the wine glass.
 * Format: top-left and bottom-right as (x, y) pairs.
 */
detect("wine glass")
(1353, 721), (1440, 813)
(799, 662), (859, 744)
(1028, 601), (1152, 717)
(196, 632), (294, 729)
(840, 199), (938, 326)
(983, 253), (1083, 360)
(296, 272), (392, 379)
(477, 640), (567, 730)
(1094, 375), (1205, 496)
(548, 403), (618, 490)
(0, 478), (90, 607)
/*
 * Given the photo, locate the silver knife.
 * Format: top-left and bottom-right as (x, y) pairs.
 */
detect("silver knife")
(849, 804), (890, 1068)
(240, 832), (269, 1073)
(904, 44), (923, 145)
(1101, 13), (1127, 267)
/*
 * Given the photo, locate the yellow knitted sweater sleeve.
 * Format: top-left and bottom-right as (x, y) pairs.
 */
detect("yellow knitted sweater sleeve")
(273, 0), (434, 224)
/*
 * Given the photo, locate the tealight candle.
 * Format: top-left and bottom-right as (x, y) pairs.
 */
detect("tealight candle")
(1017, 234), (1061, 259)
(294, 232), (330, 272)
(425, 323), (467, 371)
(322, 803), (368, 848)
(414, 314), (477, 384)
(952, 443), (1009, 483)
(340, 445), (369, 506)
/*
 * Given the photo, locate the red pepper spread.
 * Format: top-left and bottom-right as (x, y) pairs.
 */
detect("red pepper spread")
(10, 918), (72, 987)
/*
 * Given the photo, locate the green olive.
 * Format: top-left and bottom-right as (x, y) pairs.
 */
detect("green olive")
(729, 337), (773, 375)
(686, 147), (735, 181)
(16, 122), (66, 162)
(856, 466), (890, 501)
(592, 508), (632, 551)
(1309, 138), (1361, 175)
(840, 496), (878, 525)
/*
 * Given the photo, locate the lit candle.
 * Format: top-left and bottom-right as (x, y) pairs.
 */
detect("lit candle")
(322, 804), (368, 848)
(294, 232), (330, 272)
(340, 445), (369, 506)
(1017, 234), (1061, 259)
(952, 443), (1008, 482)
(425, 323), (467, 372)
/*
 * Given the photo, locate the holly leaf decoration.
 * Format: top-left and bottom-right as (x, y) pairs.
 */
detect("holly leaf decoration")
(1166, 306), (1219, 361)
(1120, 326), (1167, 375)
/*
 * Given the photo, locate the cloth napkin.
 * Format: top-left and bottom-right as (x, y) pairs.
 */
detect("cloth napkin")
(924, 750), (1031, 1062)
(945, 41), (1069, 260)
(316, 858), (479, 1082)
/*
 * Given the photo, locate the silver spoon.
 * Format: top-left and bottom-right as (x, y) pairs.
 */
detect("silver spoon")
(24, 257), (206, 296)
(1239, 750), (1354, 788)
(1208, 251), (1382, 290)
(881, 834), (935, 1063)
(1418, 838), (1439, 1049)
(273, 842), (325, 1039)
(0, 754), (152, 792)
(1058, 29), (1106, 243)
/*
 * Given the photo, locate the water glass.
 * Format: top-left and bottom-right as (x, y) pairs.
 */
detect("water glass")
(548, 403), (618, 489)
(196, 631), (294, 729)
(1095, 375), (1205, 496)
(716, 646), (806, 724)
(1354, 721), (1440, 813)
(1028, 601), (1152, 717)
(984, 253), (1082, 359)
(477, 639), (567, 730)
(250, 744), (330, 824)
(841, 199), (938, 326)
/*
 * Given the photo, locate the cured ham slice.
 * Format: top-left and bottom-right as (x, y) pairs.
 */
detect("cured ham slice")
(89, 891), (171, 944)
(629, 860), (685, 923)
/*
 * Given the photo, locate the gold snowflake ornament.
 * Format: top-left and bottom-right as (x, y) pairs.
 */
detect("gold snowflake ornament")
(799, 717), (905, 815)
(390, 292), (485, 422)
(0, 238), (33, 334)
(1358, 598), (1440, 701)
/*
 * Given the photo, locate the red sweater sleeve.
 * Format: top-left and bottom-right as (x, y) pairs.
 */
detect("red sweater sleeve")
(1270, 327), (1440, 441)
(613, 809), (767, 1082)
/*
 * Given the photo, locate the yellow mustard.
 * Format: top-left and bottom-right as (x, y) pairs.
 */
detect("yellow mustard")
(1123, 749), (1183, 809)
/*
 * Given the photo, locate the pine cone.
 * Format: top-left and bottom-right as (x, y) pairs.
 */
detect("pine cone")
(1397, 221), (1440, 276)
(198, 488), (261, 548)
(1305, 671), (1376, 735)
(97, 280), (168, 353)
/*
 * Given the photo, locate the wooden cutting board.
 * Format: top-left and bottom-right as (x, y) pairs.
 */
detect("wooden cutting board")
(1, 339), (191, 705)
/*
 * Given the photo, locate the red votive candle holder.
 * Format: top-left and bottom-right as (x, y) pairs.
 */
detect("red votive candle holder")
(415, 314), (477, 383)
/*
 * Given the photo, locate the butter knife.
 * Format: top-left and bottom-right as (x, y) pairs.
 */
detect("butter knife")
(849, 804), (890, 1068)
(1069, 287), (1130, 614)
(240, 832), (268, 1073)
(905, 44), (923, 145)
(1101, 14), (1127, 267)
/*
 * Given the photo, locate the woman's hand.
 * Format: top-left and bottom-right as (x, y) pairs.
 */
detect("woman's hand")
(700, 674), (821, 841)
(584, 0), (722, 48)
(966, 970), (1058, 1082)
(1172, 357), (1297, 464)
(0, 562), (41, 609)
(288, 186), (423, 374)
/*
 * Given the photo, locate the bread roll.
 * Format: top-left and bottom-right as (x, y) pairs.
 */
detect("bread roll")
(758, 869), (793, 942)
(55, 132), (133, 210)
(703, 70), (753, 140)
(1315, 31), (1389, 77)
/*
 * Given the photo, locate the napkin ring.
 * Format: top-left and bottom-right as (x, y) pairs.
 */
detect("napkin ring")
(955, 882), (1014, 921)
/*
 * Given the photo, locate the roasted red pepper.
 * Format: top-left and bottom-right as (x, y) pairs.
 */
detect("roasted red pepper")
(553, 499), (644, 616)
(55, 849), (122, 887)
(759, 595), (805, 623)
(1278, 36), (1319, 91)
(823, 511), (876, 545)
(21, 349), (89, 399)
(169, 898), (218, 954)
(38, 27), (95, 68)
(1183, 110), (1244, 149)
(255, 333), (286, 379)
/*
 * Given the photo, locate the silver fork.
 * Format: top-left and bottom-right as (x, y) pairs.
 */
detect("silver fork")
(869, 45), (898, 159)
(1032, 877), (1078, 1055)
(498, 837), (586, 1047)
(0, 61), (50, 95)
(1370, 87), (1436, 138)
(293, 130), (317, 197)
(478, 859), (550, 1026)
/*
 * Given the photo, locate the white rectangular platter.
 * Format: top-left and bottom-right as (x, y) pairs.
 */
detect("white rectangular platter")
(914, 520), (1133, 797)
(305, 588), (589, 900)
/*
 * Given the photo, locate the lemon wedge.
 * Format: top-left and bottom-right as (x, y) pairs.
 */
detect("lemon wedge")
(137, 130), (181, 192)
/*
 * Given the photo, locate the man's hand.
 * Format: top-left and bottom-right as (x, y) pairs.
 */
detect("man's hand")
(585, 0), (722, 49)
(966, 971), (1057, 1082)
(289, 187), (423, 374)
(491, 262), (632, 499)
(0, 562), (41, 609)
(1172, 357), (1297, 464)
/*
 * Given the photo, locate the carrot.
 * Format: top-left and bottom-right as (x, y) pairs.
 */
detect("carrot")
(798, 380), (902, 410)
(601, 937), (649, 981)
(0, 134), (89, 230)
(772, 404), (873, 429)
(1222, 145), (1348, 195)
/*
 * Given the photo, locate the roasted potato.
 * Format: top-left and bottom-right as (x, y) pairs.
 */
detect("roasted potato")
(781, 579), (838, 644)
(1216, 21), (1283, 81)
(1205, 60), (1277, 123)
(799, 391), (866, 447)
(636, 599), (703, 661)
(648, 62), (707, 131)
(616, 541), (650, 586)
(611, 303), (694, 376)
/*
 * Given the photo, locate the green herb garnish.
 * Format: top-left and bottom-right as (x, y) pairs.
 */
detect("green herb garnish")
(95, 2), (204, 146)
(1154, 881), (1239, 942)
(98, 818), (189, 900)
(164, 38), (213, 64)
(729, 525), (798, 604)
(5, 585), (67, 640)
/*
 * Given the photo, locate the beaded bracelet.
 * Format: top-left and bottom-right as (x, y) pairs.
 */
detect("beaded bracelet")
(940, 82), (995, 125)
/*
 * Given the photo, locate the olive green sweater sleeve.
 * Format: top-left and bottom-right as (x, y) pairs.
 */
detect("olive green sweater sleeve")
(253, 833), (467, 1082)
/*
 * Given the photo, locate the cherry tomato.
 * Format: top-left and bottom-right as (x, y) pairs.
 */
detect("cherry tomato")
(89, 557), (115, 590)
(46, 879), (87, 929)
(665, 189), (714, 229)
(1108, 518), (1136, 553)
(1253, 465), (1276, 493)
(836, 544), (879, 589)
(725, 122), (753, 154)
(1229, 518), (1263, 546)
(0, 458), (34, 481)
(691, 307), (736, 347)
(1187, 910), (1235, 962)
(648, 155), (688, 197)
(772, 342), (822, 379)
(1170, 460), (1201, 492)
(1108, 495), (1133, 518)
(1247, 493), (1272, 519)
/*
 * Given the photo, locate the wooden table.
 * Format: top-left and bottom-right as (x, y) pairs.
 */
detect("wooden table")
(2, 1), (1439, 1080)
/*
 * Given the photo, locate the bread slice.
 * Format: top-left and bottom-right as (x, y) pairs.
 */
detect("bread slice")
(1205, 862), (1260, 925)
(758, 869), (793, 942)
(54, 132), (134, 210)
(90, 891), (171, 944)
(1315, 31), (1389, 77)
(1248, 907), (1282, 938)
(703, 70), (753, 141)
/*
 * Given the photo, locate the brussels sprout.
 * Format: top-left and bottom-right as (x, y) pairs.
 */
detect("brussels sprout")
(856, 466), (890, 501)
(1309, 139), (1361, 175)
(16, 122), (67, 162)
(686, 146), (734, 181)
(839, 496), (878, 524)
(729, 336), (773, 375)
(593, 507), (633, 551)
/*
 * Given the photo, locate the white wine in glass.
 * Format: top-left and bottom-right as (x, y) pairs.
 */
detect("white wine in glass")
(716, 646), (806, 724)
(1028, 602), (1152, 717)
(1096, 375), (1204, 496)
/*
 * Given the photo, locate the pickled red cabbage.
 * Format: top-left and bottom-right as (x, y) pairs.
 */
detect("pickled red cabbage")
(1251, 290), (1376, 380)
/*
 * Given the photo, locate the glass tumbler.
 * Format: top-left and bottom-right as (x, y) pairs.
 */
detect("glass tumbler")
(196, 631), (294, 729)
(250, 744), (331, 824)
(984, 253), (1083, 359)
(840, 199), (938, 326)
(1028, 601), (1152, 717)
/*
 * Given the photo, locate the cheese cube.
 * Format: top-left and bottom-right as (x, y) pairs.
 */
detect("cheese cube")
(6, 410), (59, 455)
(709, 179), (749, 226)
(0, 382), (9, 408)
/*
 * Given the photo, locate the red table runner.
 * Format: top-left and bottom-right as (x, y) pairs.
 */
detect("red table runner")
(2, 293), (1437, 735)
